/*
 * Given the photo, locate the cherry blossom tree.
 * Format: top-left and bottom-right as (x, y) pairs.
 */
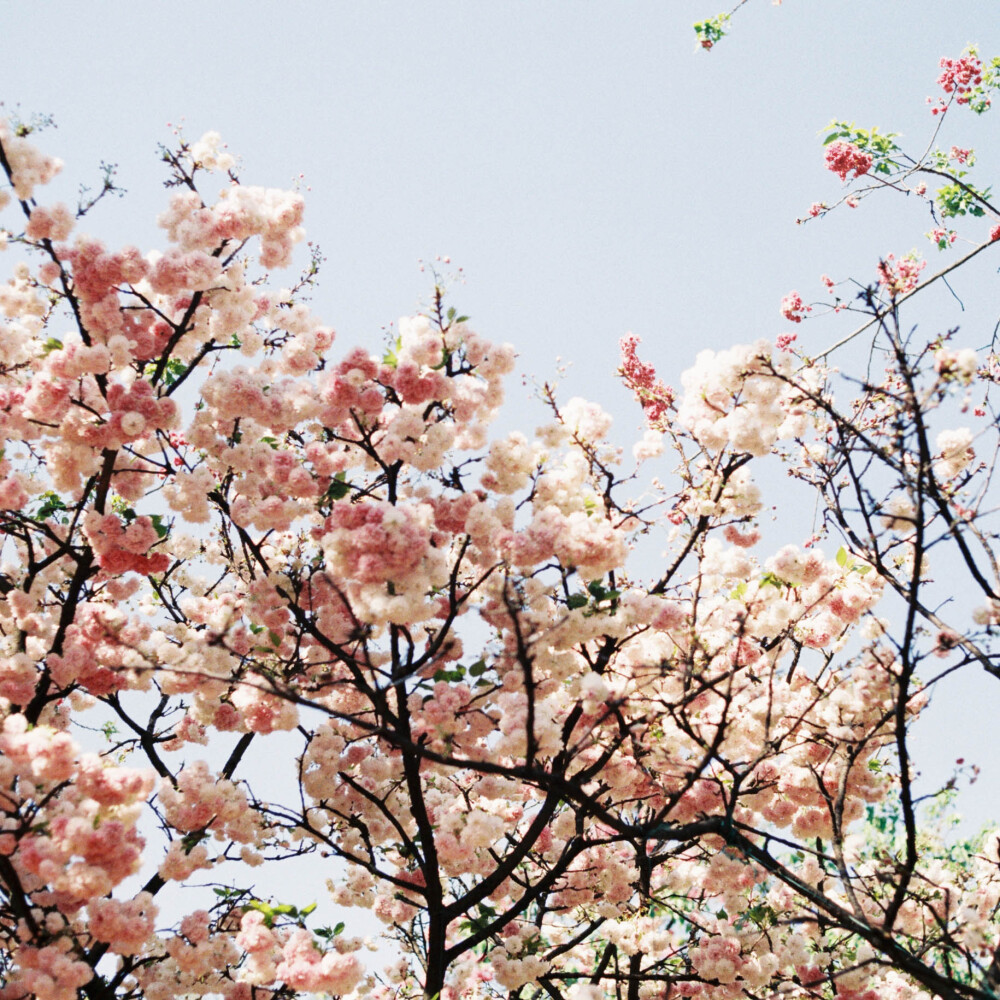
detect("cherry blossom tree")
(2, 37), (1000, 1000)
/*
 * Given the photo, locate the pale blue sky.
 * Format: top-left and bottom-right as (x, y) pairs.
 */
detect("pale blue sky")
(5, 1), (1000, 824)
(7, 1), (999, 397)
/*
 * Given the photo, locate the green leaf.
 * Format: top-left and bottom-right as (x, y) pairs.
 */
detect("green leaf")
(935, 181), (992, 219)
(693, 12), (730, 47)
(567, 593), (589, 609)
(323, 472), (351, 503)
(245, 901), (275, 926)
(587, 582), (622, 603)
(383, 335), (402, 368)
(143, 356), (188, 387)
(468, 659), (487, 677)
(836, 546), (849, 567)
(36, 491), (67, 520)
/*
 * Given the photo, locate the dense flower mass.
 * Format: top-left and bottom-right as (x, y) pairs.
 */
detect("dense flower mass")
(618, 333), (674, 430)
(824, 140), (873, 181)
(938, 49), (985, 106)
(0, 35), (999, 1000)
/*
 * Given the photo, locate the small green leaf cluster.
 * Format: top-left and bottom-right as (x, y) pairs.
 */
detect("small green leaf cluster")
(242, 898), (318, 928)
(935, 180), (992, 218)
(314, 921), (346, 941)
(835, 546), (871, 575)
(730, 573), (789, 600)
(317, 472), (352, 514)
(34, 491), (68, 522)
(566, 579), (620, 615)
(930, 147), (976, 170)
(693, 13), (730, 50)
(143, 357), (188, 387)
(458, 903), (503, 956)
(382, 335), (401, 369)
(433, 658), (488, 683)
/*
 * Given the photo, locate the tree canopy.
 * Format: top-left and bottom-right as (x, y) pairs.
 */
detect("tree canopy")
(2, 11), (1000, 1000)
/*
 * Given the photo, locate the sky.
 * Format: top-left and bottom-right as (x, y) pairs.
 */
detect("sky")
(4, 0), (1000, 842)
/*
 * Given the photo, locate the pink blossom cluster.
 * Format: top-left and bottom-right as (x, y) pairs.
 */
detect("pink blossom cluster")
(234, 910), (364, 994)
(187, 131), (236, 173)
(157, 760), (265, 845)
(88, 892), (157, 955)
(317, 499), (433, 585)
(147, 248), (224, 296)
(876, 251), (926, 297)
(618, 333), (674, 430)
(24, 202), (74, 242)
(275, 928), (365, 994)
(56, 237), (149, 305)
(82, 510), (169, 576)
(824, 140), (873, 182)
(690, 934), (748, 986)
(928, 226), (958, 249)
(498, 505), (627, 582)
(0, 120), (63, 200)
(677, 340), (813, 456)
(163, 909), (240, 983)
(229, 675), (299, 734)
(157, 183), (305, 268)
(1, 944), (93, 1000)
(780, 290), (811, 323)
(17, 809), (147, 911)
(45, 602), (152, 695)
(0, 715), (155, 941)
(937, 50), (985, 106)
